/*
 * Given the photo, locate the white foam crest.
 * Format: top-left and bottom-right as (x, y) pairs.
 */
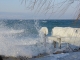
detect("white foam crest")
(0, 29), (24, 34)
(9, 29), (24, 34)
(0, 26), (24, 38)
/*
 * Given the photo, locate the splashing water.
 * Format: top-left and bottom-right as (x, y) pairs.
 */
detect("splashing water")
(1, 19), (80, 58)
(0, 20), (53, 58)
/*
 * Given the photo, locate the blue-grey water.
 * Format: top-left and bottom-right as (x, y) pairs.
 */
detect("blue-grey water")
(1, 20), (80, 36)
(0, 19), (80, 57)
(1, 20), (80, 37)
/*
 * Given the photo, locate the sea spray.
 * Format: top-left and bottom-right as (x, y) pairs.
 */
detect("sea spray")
(34, 20), (48, 54)
(0, 20), (53, 58)
(0, 20), (79, 58)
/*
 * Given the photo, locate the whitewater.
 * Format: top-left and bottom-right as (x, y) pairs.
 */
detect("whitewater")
(0, 20), (80, 60)
(0, 20), (54, 58)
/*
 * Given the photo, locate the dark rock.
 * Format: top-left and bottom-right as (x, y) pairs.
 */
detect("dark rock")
(0, 56), (3, 60)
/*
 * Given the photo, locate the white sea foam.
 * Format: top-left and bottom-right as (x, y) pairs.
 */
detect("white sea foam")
(0, 37), (53, 58)
(0, 29), (24, 34)
(0, 23), (53, 58)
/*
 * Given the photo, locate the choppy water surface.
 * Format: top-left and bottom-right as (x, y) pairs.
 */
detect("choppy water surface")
(0, 20), (80, 57)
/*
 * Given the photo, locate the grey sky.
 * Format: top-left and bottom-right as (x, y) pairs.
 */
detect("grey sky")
(0, 0), (79, 19)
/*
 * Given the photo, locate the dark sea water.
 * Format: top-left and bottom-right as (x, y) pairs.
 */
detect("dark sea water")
(39, 20), (80, 35)
(1, 20), (80, 37)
